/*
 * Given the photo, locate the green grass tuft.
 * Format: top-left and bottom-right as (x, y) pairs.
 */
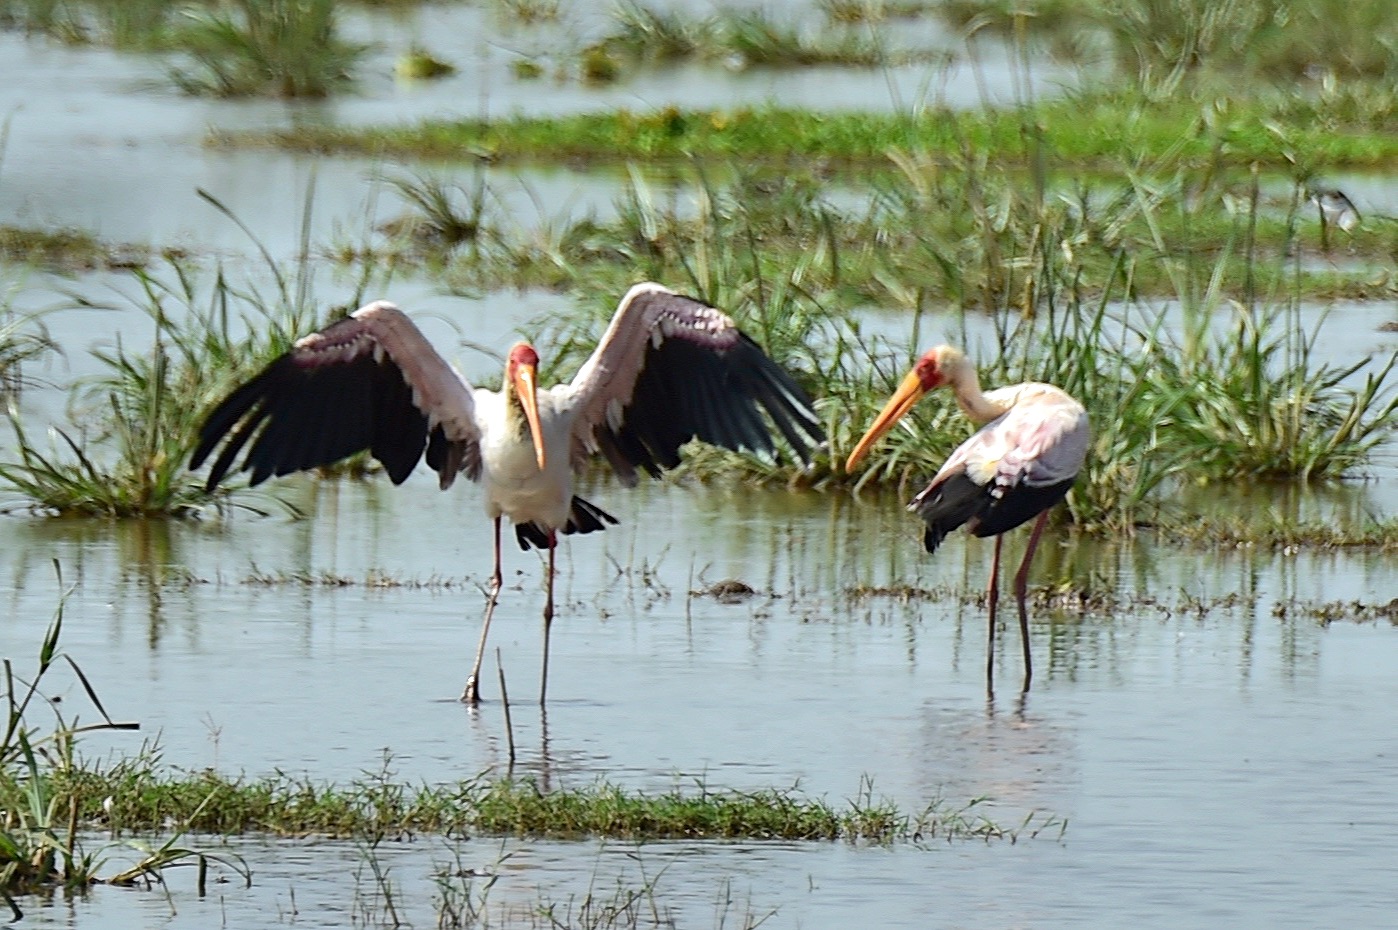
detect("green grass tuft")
(0, 189), (387, 517)
(168, 0), (367, 98)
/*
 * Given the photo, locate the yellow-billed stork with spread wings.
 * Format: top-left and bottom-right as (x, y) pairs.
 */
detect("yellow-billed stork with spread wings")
(193, 283), (826, 704)
(845, 345), (1088, 687)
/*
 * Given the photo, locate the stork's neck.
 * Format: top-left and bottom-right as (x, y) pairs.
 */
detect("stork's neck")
(949, 365), (1009, 424)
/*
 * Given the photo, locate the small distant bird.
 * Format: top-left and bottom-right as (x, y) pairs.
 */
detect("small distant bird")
(1308, 186), (1361, 232)
(192, 283), (826, 705)
(845, 346), (1089, 686)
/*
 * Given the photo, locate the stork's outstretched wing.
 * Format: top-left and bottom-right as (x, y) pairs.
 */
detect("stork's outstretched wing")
(191, 300), (482, 491)
(559, 283), (826, 484)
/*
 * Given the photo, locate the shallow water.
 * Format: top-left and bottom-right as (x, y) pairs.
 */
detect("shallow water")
(2, 477), (1396, 929)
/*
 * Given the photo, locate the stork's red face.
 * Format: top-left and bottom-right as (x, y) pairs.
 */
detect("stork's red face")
(844, 348), (946, 473)
(912, 349), (950, 392)
(507, 343), (546, 470)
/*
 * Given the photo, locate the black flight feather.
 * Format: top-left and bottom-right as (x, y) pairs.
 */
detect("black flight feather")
(194, 350), (431, 490)
(592, 325), (824, 480)
(912, 472), (1077, 553)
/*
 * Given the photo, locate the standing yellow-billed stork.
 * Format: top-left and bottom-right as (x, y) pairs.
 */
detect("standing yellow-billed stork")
(844, 345), (1088, 687)
(192, 283), (826, 705)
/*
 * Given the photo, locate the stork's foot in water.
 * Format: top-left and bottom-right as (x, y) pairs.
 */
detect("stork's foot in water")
(460, 675), (481, 705)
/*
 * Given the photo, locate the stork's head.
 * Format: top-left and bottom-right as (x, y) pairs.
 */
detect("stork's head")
(844, 345), (967, 473)
(506, 343), (546, 471)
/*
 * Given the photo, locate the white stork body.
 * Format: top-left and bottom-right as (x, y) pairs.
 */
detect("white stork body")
(845, 346), (1088, 688)
(475, 386), (574, 530)
(193, 283), (826, 704)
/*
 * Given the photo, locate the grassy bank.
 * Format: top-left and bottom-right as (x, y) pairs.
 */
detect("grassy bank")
(60, 764), (1046, 843)
(228, 87), (1398, 169)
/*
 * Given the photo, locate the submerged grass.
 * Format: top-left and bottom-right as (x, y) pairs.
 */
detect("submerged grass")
(934, 0), (1397, 81)
(0, 0), (179, 48)
(561, 2), (923, 84)
(0, 225), (152, 271)
(0, 0), (369, 95)
(1280, 598), (1398, 626)
(1, 613), (1062, 848)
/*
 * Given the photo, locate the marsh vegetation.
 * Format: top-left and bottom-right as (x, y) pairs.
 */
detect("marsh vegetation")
(5, 163), (1391, 537)
(0, 0), (1396, 924)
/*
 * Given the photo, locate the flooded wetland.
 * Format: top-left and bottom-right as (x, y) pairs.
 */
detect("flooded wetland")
(1, 1), (1396, 928)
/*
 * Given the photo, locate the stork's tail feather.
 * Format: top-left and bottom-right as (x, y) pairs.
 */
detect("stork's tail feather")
(911, 472), (987, 555)
(514, 496), (620, 551)
(912, 472), (1077, 553)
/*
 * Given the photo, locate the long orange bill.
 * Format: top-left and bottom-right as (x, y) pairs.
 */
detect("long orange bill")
(844, 369), (926, 472)
(512, 361), (547, 470)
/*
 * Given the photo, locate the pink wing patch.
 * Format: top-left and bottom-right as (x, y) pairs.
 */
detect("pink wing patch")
(931, 384), (1088, 498)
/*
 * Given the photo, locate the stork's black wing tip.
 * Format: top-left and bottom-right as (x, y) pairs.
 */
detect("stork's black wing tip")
(190, 349), (431, 495)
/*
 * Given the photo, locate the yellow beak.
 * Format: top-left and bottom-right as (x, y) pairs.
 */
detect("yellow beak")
(512, 361), (547, 471)
(844, 369), (926, 472)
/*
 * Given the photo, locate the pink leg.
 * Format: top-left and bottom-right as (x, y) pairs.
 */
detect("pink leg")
(461, 517), (504, 704)
(539, 531), (557, 706)
(986, 533), (1003, 682)
(1012, 510), (1052, 686)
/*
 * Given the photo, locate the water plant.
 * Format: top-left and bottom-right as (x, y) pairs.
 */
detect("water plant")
(1112, 172), (1398, 486)
(490, 0), (562, 26)
(604, 0), (704, 64)
(456, 151), (1395, 531)
(381, 168), (488, 251)
(0, 266), (292, 516)
(0, 189), (379, 516)
(168, 0), (368, 98)
(864, 164), (1398, 529)
(566, 1), (918, 82)
(395, 45), (455, 81)
(48, 758), (1058, 843)
(244, 84), (1398, 170)
(0, 0), (177, 47)
(710, 7), (885, 68)
(0, 572), (247, 915)
(0, 224), (145, 271)
(933, 0), (1398, 81)
(6, 11), (1393, 535)
(0, 304), (56, 394)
